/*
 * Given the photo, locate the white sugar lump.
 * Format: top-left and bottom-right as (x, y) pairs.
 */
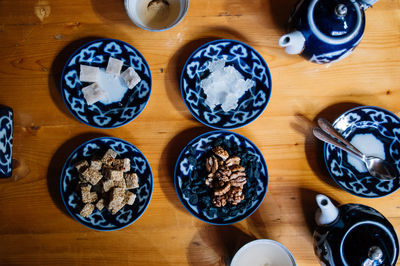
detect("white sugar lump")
(82, 82), (109, 105)
(106, 57), (123, 76)
(80, 65), (99, 83)
(200, 59), (255, 112)
(121, 67), (141, 89)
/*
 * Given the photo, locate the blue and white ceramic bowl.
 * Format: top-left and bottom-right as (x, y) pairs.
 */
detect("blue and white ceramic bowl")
(61, 39), (152, 128)
(324, 106), (400, 198)
(0, 106), (13, 178)
(60, 137), (153, 231)
(180, 39), (272, 130)
(174, 131), (268, 225)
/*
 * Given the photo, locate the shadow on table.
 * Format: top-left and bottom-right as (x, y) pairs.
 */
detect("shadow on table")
(299, 187), (340, 236)
(187, 224), (256, 266)
(91, 0), (134, 27)
(46, 132), (109, 218)
(268, 0), (298, 32)
(158, 126), (210, 211)
(290, 102), (363, 188)
(48, 36), (103, 118)
(165, 27), (250, 115)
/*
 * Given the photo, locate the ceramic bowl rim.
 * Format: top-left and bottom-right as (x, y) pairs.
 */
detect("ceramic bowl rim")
(179, 39), (272, 130)
(323, 105), (400, 198)
(60, 38), (152, 129)
(230, 239), (297, 266)
(124, 0), (189, 32)
(173, 130), (268, 225)
(60, 136), (154, 231)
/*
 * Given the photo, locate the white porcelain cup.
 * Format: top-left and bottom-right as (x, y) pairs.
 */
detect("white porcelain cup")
(230, 239), (297, 266)
(124, 0), (189, 31)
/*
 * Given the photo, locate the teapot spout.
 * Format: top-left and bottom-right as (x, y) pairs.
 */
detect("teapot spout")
(315, 194), (339, 226)
(358, 0), (379, 10)
(278, 31), (305, 55)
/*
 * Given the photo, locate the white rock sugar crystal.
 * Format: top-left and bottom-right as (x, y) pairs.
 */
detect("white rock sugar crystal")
(200, 59), (255, 112)
(121, 67), (141, 89)
(80, 65), (100, 83)
(106, 57), (123, 76)
(82, 83), (109, 105)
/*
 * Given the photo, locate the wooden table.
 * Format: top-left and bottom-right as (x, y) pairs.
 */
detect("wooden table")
(0, 0), (399, 265)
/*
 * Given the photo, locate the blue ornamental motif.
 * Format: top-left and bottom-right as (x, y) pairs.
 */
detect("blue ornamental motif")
(60, 137), (153, 231)
(0, 107), (13, 178)
(181, 39), (272, 129)
(174, 131), (268, 225)
(61, 39), (152, 128)
(324, 106), (400, 198)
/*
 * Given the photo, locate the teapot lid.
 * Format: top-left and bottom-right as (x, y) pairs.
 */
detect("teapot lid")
(340, 221), (398, 265)
(308, 0), (363, 45)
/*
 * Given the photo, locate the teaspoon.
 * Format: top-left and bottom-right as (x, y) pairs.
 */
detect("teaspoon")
(313, 118), (397, 181)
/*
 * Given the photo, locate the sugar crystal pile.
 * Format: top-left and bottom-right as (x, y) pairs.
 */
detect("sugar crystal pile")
(200, 59), (255, 112)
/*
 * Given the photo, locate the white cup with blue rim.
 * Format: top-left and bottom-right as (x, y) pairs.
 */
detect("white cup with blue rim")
(230, 239), (297, 266)
(125, 0), (189, 31)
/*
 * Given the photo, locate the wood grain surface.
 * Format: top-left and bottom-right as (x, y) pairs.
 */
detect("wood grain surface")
(0, 0), (400, 265)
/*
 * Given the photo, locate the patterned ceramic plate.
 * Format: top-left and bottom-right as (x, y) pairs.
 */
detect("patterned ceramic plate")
(174, 131), (268, 225)
(60, 137), (153, 230)
(180, 39), (272, 129)
(324, 106), (400, 198)
(0, 106), (13, 178)
(61, 39), (152, 128)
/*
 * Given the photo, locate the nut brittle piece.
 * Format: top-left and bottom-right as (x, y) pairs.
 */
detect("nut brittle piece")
(80, 203), (95, 218)
(95, 199), (105, 211)
(124, 173), (139, 189)
(124, 191), (136, 205)
(113, 158), (131, 172)
(105, 169), (124, 182)
(101, 149), (117, 166)
(108, 187), (125, 214)
(81, 167), (103, 186)
(75, 160), (89, 173)
(90, 160), (102, 171)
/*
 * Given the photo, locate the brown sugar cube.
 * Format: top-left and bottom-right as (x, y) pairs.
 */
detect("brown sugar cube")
(90, 160), (102, 171)
(125, 173), (139, 189)
(108, 187), (125, 212)
(75, 160), (89, 173)
(95, 199), (105, 211)
(102, 179), (114, 192)
(80, 203), (94, 218)
(114, 179), (126, 189)
(113, 158), (131, 172)
(124, 191), (136, 205)
(105, 169), (124, 182)
(81, 167), (103, 185)
(101, 149), (117, 166)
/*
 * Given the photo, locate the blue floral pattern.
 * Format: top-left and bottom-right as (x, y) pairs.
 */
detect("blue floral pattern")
(61, 39), (152, 128)
(60, 137), (153, 231)
(174, 131), (268, 224)
(0, 107), (13, 178)
(324, 106), (400, 197)
(180, 40), (272, 129)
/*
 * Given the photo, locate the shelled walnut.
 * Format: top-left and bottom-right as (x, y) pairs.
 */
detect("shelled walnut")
(205, 146), (247, 207)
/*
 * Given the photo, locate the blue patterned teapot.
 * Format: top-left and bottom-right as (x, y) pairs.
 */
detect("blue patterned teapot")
(279, 0), (378, 63)
(313, 194), (399, 265)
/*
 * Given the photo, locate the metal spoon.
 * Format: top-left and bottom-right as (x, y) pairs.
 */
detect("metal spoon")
(313, 118), (397, 180)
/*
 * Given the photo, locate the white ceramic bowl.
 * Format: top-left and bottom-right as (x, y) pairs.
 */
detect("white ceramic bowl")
(230, 239), (297, 266)
(124, 0), (189, 31)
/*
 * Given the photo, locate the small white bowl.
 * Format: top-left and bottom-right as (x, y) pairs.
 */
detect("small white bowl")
(230, 239), (297, 266)
(124, 0), (189, 31)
